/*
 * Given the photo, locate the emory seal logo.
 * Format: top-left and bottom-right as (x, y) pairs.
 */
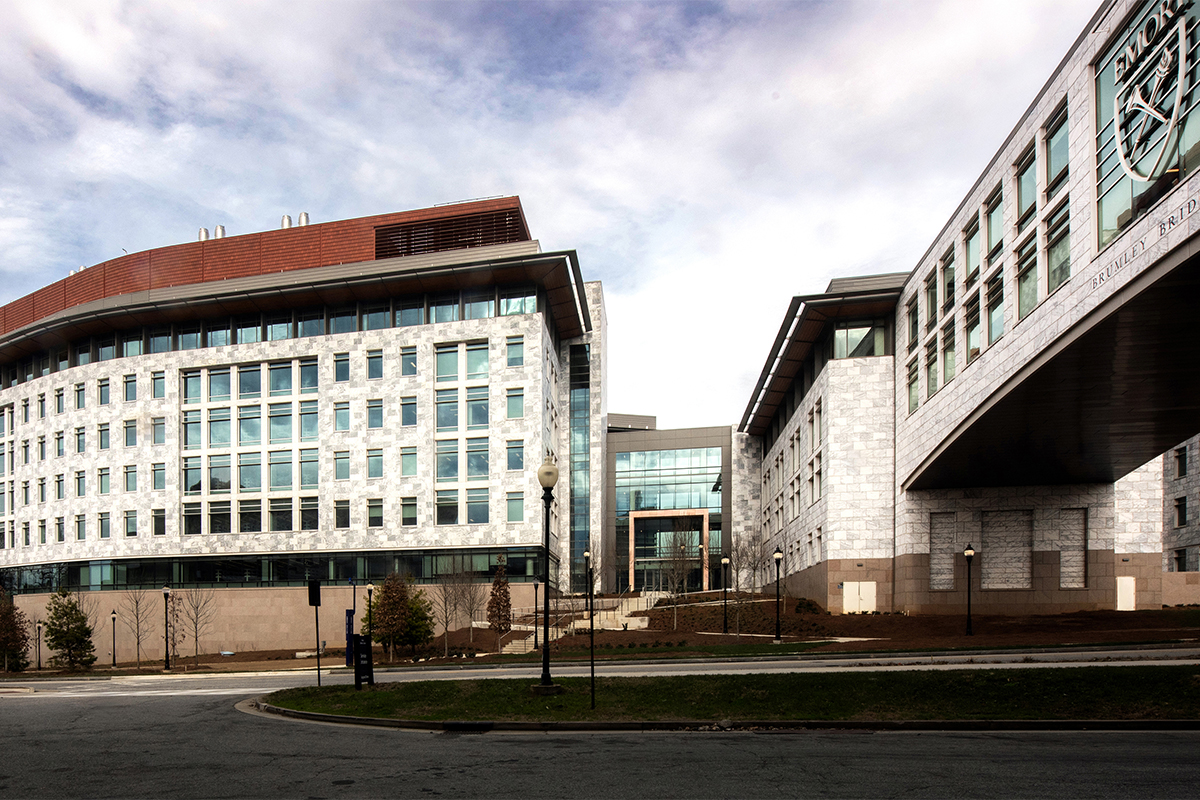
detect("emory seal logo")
(1114, 0), (1193, 182)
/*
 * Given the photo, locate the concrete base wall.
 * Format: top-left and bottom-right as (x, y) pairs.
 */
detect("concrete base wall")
(14, 583), (536, 664)
(783, 558), (893, 614)
(1162, 570), (1200, 606)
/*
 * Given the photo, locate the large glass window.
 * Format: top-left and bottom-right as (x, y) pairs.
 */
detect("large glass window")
(467, 438), (488, 481)
(239, 406), (261, 445)
(466, 488), (488, 524)
(334, 451), (349, 481)
(1016, 148), (1037, 232)
(182, 458), (200, 495)
(99, 423), (110, 450)
(334, 402), (349, 431)
(500, 288), (536, 315)
(507, 336), (524, 367)
(299, 358), (318, 394)
(506, 388), (524, 419)
(209, 408), (231, 447)
(436, 346), (457, 382)
(269, 451), (292, 490)
(367, 399), (383, 429)
(401, 497), (417, 526)
(466, 343), (487, 380)
(942, 323), (956, 386)
(907, 359), (919, 414)
(269, 363), (292, 396)
(401, 446), (417, 476)
(182, 371), (201, 404)
(239, 365), (260, 399)
(124, 374), (137, 402)
(464, 293), (494, 320)
(986, 192), (1003, 261)
(401, 346), (417, 376)
(833, 323), (884, 359)
(183, 411), (201, 450)
(965, 296), (981, 364)
(466, 386), (488, 430)
(436, 389), (458, 433)
(98, 378), (110, 405)
(335, 500), (350, 528)
(269, 403), (292, 443)
(436, 490), (458, 525)
(986, 273), (1004, 345)
(1017, 237), (1038, 320)
(367, 350), (383, 380)
(334, 353), (350, 382)
(208, 455), (231, 494)
(437, 440), (458, 482)
(363, 306), (390, 331)
(401, 397), (416, 426)
(209, 502), (231, 534)
(301, 497), (318, 530)
(965, 225), (981, 286)
(1047, 201), (1071, 293)
(367, 448), (383, 479)
(237, 317), (262, 344)
(507, 440), (523, 471)
(1046, 105), (1069, 196)
(124, 465), (137, 492)
(507, 492), (524, 522)
(367, 498), (384, 528)
(209, 369), (230, 401)
(300, 449), (318, 489)
(431, 296), (459, 323)
(270, 498), (293, 532)
(239, 453), (261, 492)
(152, 371), (165, 398)
(299, 400), (318, 441)
(153, 463), (165, 490)
(239, 500), (261, 533)
(925, 340), (938, 399)
(152, 417), (165, 445)
(396, 300), (424, 327)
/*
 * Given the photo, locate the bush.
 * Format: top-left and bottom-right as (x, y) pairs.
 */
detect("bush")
(793, 597), (826, 615)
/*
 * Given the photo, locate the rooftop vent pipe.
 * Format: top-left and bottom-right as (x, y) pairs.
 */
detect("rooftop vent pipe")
(214, 225), (226, 239)
(298, 212), (309, 226)
(198, 228), (210, 241)
(281, 215), (292, 229)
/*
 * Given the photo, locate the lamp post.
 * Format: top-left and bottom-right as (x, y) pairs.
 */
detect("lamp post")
(584, 548), (595, 710)
(110, 609), (117, 668)
(964, 543), (975, 636)
(162, 586), (171, 670)
(366, 583), (375, 640)
(721, 556), (730, 635)
(35, 621), (41, 671)
(533, 580), (539, 650)
(773, 547), (783, 644)
(538, 456), (559, 688)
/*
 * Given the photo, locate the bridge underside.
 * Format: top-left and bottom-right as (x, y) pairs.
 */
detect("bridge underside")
(908, 246), (1200, 489)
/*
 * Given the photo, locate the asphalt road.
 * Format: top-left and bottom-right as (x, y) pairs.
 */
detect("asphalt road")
(3, 653), (1200, 799)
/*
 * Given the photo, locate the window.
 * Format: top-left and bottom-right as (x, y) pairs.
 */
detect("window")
(965, 225), (981, 286)
(466, 343), (487, 380)
(466, 386), (488, 430)
(506, 388), (524, 419)
(75, 514), (86, 541)
(401, 497), (417, 526)
(507, 440), (524, 471)
(269, 451), (292, 490)
(300, 449), (318, 489)
(363, 305), (390, 330)
(99, 423), (110, 450)
(401, 346), (417, 376)
(1016, 237), (1038, 320)
(75, 383), (85, 409)
(1176, 447), (1188, 479)
(208, 322), (232, 347)
(54, 388), (64, 414)
(55, 517), (64, 543)
(907, 359), (919, 414)
(209, 502), (230, 534)
(54, 474), (64, 500)
(925, 340), (938, 399)
(182, 371), (201, 404)
(1177, 496), (1188, 527)
(21, 441), (29, 464)
(98, 378), (110, 405)
(299, 400), (317, 441)
(153, 463), (165, 491)
(239, 453), (261, 492)
(329, 309), (355, 334)
(507, 336), (524, 367)
(55, 431), (64, 457)
(124, 510), (137, 537)
(123, 419), (137, 447)
(179, 327), (200, 350)
(924, 274), (938, 330)
(986, 272), (1004, 345)
(152, 417), (166, 445)
(98, 513), (110, 540)
(38, 436), (45, 461)
(1016, 148), (1036, 232)
(124, 332), (145, 356)
(334, 402), (349, 431)
(182, 503), (203, 536)
(75, 471), (85, 497)
(906, 300), (918, 352)
(965, 295), (981, 364)
(436, 490), (458, 525)
(367, 399), (383, 429)
(182, 458), (200, 495)
(21, 400), (28, 423)
(401, 396), (416, 426)
(239, 365), (261, 399)
(367, 498), (383, 528)
(209, 369), (230, 401)
(367, 448), (384, 479)
(436, 389), (458, 432)
(942, 323), (956, 385)
(507, 492), (524, 522)
(500, 287), (536, 315)
(809, 400), (822, 450)
(270, 498), (292, 532)
(98, 468), (110, 495)
(397, 299), (424, 327)
(267, 316), (292, 341)
(467, 488), (488, 524)
(183, 411), (201, 449)
(124, 465), (137, 492)
(269, 403), (292, 443)
(464, 292), (494, 320)
(808, 454), (822, 504)
(149, 330), (171, 353)
(401, 446), (417, 477)
(37, 394), (45, 419)
(239, 406), (261, 445)
(239, 500), (261, 533)
(1046, 201), (1070, 294)
(436, 345), (457, 382)
(334, 451), (350, 481)
(301, 497), (319, 531)
(269, 363), (292, 396)
(1046, 104), (1068, 197)
(38, 520), (45, 545)
(367, 350), (383, 380)
(38, 478), (45, 503)
(437, 439), (458, 482)
(152, 370), (165, 398)
(299, 358), (318, 394)
(335, 500), (350, 528)
(985, 191), (1003, 261)
(208, 455), (230, 493)
(431, 295), (459, 323)
(467, 438), (488, 481)
(334, 353), (350, 382)
(75, 427), (85, 453)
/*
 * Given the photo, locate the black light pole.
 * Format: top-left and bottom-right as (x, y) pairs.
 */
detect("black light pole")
(964, 544), (975, 636)
(35, 621), (41, 671)
(721, 556), (730, 634)
(584, 549), (595, 710)
(366, 583), (375, 640)
(538, 457), (559, 688)
(110, 609), (117, 668)
(773, 547), (783, 644)
(533, 580), (539, 650)
(162, 586), (171, 670)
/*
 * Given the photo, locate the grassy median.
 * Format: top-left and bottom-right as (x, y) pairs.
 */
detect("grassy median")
(265, 665), (1200, 722)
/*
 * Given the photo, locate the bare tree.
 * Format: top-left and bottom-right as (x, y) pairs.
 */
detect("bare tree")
(459, 571), (487, 646)
(178, 587), (218, 668)
(120, 589), (157, 668)
(167, 592), (185, 665)
(431, 559), (465, 657)
(662, 527), (693, 631)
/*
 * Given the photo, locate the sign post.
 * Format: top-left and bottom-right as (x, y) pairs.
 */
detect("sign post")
(308, 580), (322, 687)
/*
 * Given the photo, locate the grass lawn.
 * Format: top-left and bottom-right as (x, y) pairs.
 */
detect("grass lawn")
(265, 665), (1200, 722)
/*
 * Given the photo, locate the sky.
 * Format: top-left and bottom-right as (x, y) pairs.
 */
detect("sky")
(0, 0), (1102, 429)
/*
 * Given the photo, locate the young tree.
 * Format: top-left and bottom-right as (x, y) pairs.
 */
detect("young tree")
(663, 528), (693, 631)
(179, 587), (218, 668)
(431, 561), (464, 657)
(0, 589), (32, 672)
(44, 587), (96, 670)
(167, 591), (185, 665)
(486, 559), (512, 652)
(400, 585), (435, 656)
(120, 589), (157, 668)
(459, 569), (487, 646)
(371, 573), (410, 663)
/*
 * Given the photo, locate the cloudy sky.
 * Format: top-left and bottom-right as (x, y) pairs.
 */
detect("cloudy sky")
(1, 0), (1100, 428)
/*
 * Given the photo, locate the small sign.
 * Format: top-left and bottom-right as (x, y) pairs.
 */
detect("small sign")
(308, 580), (321, 607)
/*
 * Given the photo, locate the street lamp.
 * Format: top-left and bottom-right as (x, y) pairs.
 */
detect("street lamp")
(366, 583), (375, 640)
(964, 543), (975, 636)
(162, 586), (171, 670)
(533, 579), (540, 650)
(110, 609), (117, 669)
(584, 548), (595, 710)
(721, 556), (730, 635)
(35, 621), (41, 671)
(538, 456), (559, 688)
(773, 547), (783, 644)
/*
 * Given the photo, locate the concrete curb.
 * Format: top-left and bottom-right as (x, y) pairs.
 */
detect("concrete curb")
(250, 699), (1200, 732)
